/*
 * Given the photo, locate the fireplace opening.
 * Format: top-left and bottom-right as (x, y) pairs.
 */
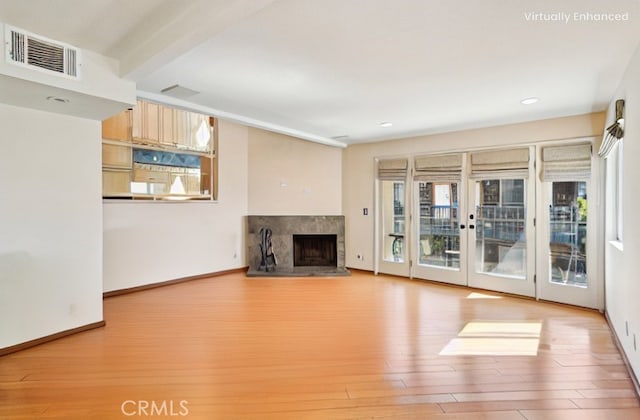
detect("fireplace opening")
(293, 234), (337, 267)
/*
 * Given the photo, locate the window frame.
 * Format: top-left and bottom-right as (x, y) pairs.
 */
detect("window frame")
(615, 140), (624, 243)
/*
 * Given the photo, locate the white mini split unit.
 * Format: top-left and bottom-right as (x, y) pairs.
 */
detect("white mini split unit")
(4, 25), (81, 79)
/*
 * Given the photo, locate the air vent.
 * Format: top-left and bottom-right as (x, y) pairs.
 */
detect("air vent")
(161, 84), (200, 99)
(5, 25), (80, 79)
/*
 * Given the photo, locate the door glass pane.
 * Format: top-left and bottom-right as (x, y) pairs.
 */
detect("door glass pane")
(549, 181), (587, 287)
(382, 180), (405, 262)
(418, 182), (460, 268)
(475, 179), (526, 278)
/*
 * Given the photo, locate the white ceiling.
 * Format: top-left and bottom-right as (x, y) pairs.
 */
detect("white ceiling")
(1, 0), (639, 146)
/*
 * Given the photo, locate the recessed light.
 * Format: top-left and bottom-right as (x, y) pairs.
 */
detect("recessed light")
(46, 96), (70, 104)
(520, 97), (539, 105)
(380, 121), (393, 127)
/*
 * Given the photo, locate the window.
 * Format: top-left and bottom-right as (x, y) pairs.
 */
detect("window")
(391, 181), (406, 259)
(101, 100), (217, 201)
(598, 102), (624, 244)
(377, 158), (408, 263)
(475, 178), (527, 278)
(417, 182), (460, 268)
(549, 181), (588, 286)
(615, 140), (624, 242)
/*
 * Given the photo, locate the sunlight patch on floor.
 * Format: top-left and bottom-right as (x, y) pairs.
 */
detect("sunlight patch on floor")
(440, 320), (542, 356)
(459, 321), (542, 337)
(466, 292), (503, 299)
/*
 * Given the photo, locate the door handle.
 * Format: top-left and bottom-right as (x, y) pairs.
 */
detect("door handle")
(469, 224), (475, 229)
(460, 224), (466, 229)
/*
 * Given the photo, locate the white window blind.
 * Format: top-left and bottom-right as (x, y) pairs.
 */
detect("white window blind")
(541, 143), (591, 181)
(413, 153), (462, 182)
(470, 148), (530, 178)
(377, 158), (408, 181)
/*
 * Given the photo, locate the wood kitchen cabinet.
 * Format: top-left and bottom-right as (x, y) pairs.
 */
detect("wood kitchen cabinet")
(102, 109), (131, 141)
(160, 106), (174, 146)
(103, 170), (131, 195)
(144, 102), (160, 143)
(102, 143), (132, 169)
(160, 107), (190, 149)
(130, 100), (212, 152)
(131, 100), (143, 140)
(132, 100), (160, 144)
(109, 100), (216, 152)
(174, 109), (189, 148)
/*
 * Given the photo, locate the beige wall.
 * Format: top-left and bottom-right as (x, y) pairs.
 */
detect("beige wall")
(342, 112), (605, 271)
(104, 124), (344, 292)
(248, 127), (342, 215)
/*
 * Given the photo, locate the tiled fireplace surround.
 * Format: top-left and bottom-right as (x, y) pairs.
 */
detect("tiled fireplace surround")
(247, 215), (349, 276)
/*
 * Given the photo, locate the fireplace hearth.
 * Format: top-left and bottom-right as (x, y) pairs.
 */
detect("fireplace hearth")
(247, 215), (349, 277)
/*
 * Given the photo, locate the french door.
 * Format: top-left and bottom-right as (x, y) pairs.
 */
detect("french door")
(536, 181), (596, 307)
(536, 143), (599, 308)
(412, 176), (535, 296)
(411, 153), (466, 284)
(410, 149), (535, 297)
(379, 144), (600, 309)
(467, 176), (536, 297)
(412, 180), (467, 285)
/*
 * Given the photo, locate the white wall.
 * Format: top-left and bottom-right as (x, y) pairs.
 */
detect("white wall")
(103, 120), (249, 292)
(0, 103), (103, 348)
(604, 42), (640, 379)
(248, 128), (342, 215)
(342, 113), (605, 271)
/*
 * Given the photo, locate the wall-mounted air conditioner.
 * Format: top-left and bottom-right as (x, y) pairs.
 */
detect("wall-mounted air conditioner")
(4, 24), (81, 79)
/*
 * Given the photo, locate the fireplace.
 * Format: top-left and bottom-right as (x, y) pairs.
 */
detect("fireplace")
(247, 215), (349, 277)
(293, 234), (337, 267)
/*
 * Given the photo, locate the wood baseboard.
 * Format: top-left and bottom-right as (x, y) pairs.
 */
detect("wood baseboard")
(0, 320), (105, 357)
(103, 266), (249, 298)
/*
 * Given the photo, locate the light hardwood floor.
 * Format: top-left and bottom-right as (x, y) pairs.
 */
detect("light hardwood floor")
(1, 271), (639, 419)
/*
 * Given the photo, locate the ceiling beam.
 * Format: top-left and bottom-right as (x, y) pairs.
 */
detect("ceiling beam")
(137, 90), (348, 148)
(114, 0), (277, 81)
